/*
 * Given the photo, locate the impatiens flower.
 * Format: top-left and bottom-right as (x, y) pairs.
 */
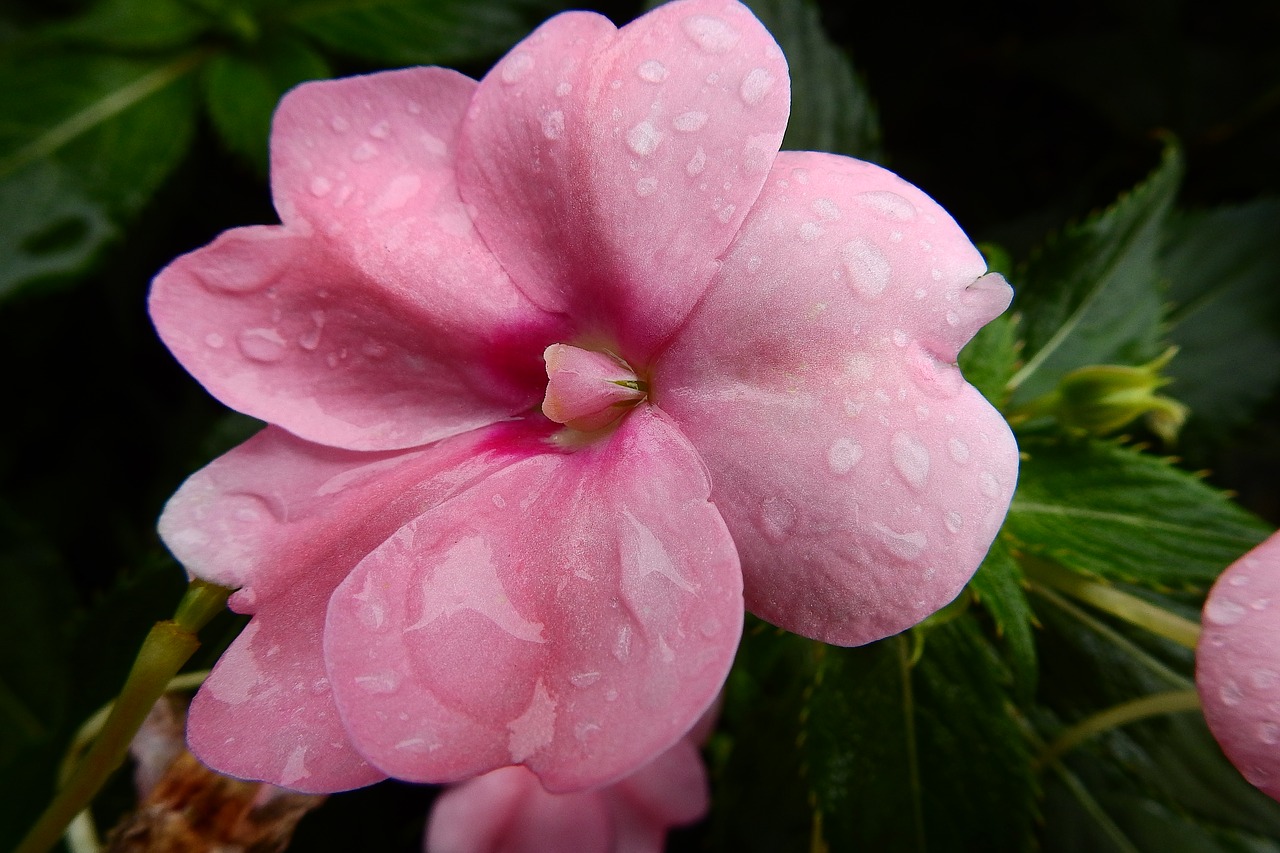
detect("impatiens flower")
(425, 716), (711, 852)
(1197, 532), (1280, 801)
(150, 0), (1017, 794)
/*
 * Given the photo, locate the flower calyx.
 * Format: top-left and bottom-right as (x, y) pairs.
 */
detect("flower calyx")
(541, 344), (648, 433)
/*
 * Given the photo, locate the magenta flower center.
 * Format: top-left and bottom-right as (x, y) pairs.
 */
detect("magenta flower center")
(541, 343), (648, 432)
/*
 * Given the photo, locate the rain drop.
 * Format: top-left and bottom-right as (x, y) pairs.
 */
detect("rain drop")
(739, 67), (775, 105)
(1205, 597), (1247, 626)
(682, 15), (740, 53)
(626, 121), (662, 157)
(501, 52), (535, 84)
(238, 328), (288, 363)
(637, 59), (668, 83)
(891, 432), (930, 488)
(673, 111), (709, 132)
(827, 438), (862, 474)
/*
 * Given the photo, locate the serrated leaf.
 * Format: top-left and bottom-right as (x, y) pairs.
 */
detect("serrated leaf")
(38, 0), (209, 50)
(204, 35), (331, 174)
(1007, 437), (1269, 588)
(1008, 144), (1182, 403)
(284, 0), (566, 67)
(967, 536), (1038, 695)
(806, 620), (1036, 852)
(0, 49), (200, 298)
(1162, 200), (1280, 431)
(959, 310), (1020, 409)
(740, 0), (882, 161)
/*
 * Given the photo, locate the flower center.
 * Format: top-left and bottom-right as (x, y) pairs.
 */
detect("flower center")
(541, 344), (648, 432)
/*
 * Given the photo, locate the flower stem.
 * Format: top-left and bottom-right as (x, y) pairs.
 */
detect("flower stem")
(1024, 559), (1202, 649)
(15, 579), (230, 853)
(1036, 689), (1202, 768)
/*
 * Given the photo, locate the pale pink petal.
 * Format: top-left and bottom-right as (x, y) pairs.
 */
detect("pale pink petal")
(654, 151), (1018, 646)
(458, 0), (789, 361)
(324, 407), (742, 791)
(542, 344), (645, 431)
(611, 736), (709, 828)
(1197, 532), (1280, 801)
(165, 424), (547, 790)
(425, 767), (612, 853)
(150, 68), (565, 452)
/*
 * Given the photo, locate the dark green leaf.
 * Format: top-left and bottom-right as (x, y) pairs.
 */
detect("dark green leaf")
(1008, 437), (1269, 588)
(741, 0), (882, 161)
(959, 311), (1020, 409)
(0, 49), (200, 297)
(806, 620), (1036, 852)
(1162, 199), (1280, 431)
(285, 0), (565, 67)
(204, 34), (331, 174)
(967, 536), (1038, 695)
(1008, 144), (1182, 404)
(38, 0), (210, 50)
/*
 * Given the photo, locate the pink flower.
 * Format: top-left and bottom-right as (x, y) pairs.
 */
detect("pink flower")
(150, 0), (1017, 794)
(424, 722), (711, 853)
(1197, 532), (1280, 801)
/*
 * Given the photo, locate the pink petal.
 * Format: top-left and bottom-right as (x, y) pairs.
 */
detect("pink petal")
(1197, 532), (1280, 801)
(425, 767), (612, 853)
(457, 0), (789, 362)
(150, 68), (565, 452)
(324, 407), (742, 791)
(611, 736), (709, 828)
(654, 151), (1018, 646)
(164, 423), (547, 790)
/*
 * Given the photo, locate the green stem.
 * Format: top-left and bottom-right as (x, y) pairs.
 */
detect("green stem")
(1024, 559), (1202, 649)
(15, 580), (230, 853)
(1036, 689), (1202, 769)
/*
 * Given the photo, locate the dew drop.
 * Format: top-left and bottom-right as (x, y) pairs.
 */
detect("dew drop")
(827, 438), (863, 475)
(1253, 598), (1272, 612)
(841, 238), (891, 297)
(298, 310), (325, 351)
(892, 432), (931, 488)
(540, 110), (565, 141)
(309, 176), (333, 197)
(948, 437), (970, 463)
(799, 222), (821, 242)
(501, 52), (535, 84)
(855, 190), (916, 220)
(613, 625), (632, 661)
(715, 203), (737, 224)
(945, 511), (964, 533)
(635, 177), (658, 197)
(813, 198), (840, 220)
(682, 15), (740, 53)
(637, 59), (669, 83)
(351, 142), (377, 162)
(673, 111), (709, 132)
(1260, 722), (1280, 745)
(1252, 669), (1278, 690)
(1205, 597), (1247, 626)
(626, 121), (662, 157)
(979, 471), (1001, 498)
(368, 120), (391, 139)
(686, 146), (707, 176)
(946, 310), (961, 326)
(555, 81), (572, 97)
(204, 332), (225, 349)
(330, 116), (349, 133)
(570, 671), (601, 688)
(873, 523), (927, 560)
(892, 329), (909, 347)
(1221, 679), (1245, 707)
(238, 328), (288, 363)
(739, 67), (775, 105)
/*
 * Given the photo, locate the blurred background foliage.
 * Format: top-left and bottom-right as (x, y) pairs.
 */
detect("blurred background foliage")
(1, 0), (1278, 850)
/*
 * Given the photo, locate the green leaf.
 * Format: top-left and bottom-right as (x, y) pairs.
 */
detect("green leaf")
(741, 0), (882, 161)
(1033, 592), (1280, 845)
(805, 620), (1037, 852)
(37, 0), (210, 50)
(284, 0), (566, 67)
(959, 311), (1020, 409)
(1008, 143), (1182, 403)
(1162, 199), (1280, 431)
(0, 48), (201, 297)
(967, 536), (1038, 695)
(204, 34), (331, 174)
(1007, 438), (1270, 588)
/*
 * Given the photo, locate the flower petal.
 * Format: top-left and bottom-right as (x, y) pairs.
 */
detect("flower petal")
(654, 151), (1018, 646)
(150, 67), (564, 452)
(165, 424), (545, 790)
(458, 0), (789, 361)
(1197, 532), (1280, 801)
(324, 408), (742, 791)
(425, 767), (612, 853)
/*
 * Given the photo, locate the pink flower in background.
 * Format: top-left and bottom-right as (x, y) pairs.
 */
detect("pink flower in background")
(425, 722), (711, 853)
(150, 0), (1017, 795)
(1197, 532), (1280, 801)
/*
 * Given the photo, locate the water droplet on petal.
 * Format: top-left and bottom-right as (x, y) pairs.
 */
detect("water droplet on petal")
(626, 121), (662, 157)
(945, 511), (964, 533)
(635, 177), (658, 197)
(204, 332), (225, 349)
(330, 116), (349, 133)
(892, 329), (909, 347)
(541, 110), (565, 140)
(351, 142), (377, 162)
(828, 438), (863, 474)
(238, 328), (288, 362)
(298, 310), (325, 351)
(637, 59), (668, 83)
(813, 198), (841, 220)
(368, 120), (391, 139)
(569, 671), (601, 688)
(892, 432), (931, 488)
(613, 625), (632, 661)
(979, 471), (1001, 498)
(309, 176), (332, 197)
(841, 238), (891, 297)
(855, 190), (916, 220)
(555, 81), (572, 97)
(873, 523), (928, 560)
(739, 67), (775, 105)
(1221, 679), (1245, 707)
(682, 15), (740, 53)
(673, 111), (709, 132)
(501, 52), (535, 84)
(715, 203), (737, 224)
(948, 437), (970, 463)
(1206, 597), (1247, 626)
(799, 222), (821, 242)
(1252, 669), (1278, 690)
(686, 146), (707, 176)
